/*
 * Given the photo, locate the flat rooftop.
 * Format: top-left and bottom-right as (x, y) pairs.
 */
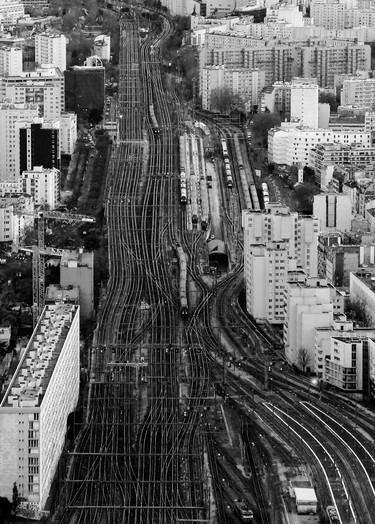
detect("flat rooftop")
(0, 304), (78, 409)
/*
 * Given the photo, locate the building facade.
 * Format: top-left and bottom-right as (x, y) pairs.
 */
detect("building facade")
(313, 193), (352, 233)
(60, 112), (77, 156)
(290, 77), (319, 128)
(0, 46), (23, 76)
(18, 119), (60, 176)
(0, 102), (39, 182)
(35, 33), (67, 73)
(60, 250), (94, 320)
(21, 166), (60, 209)
(0, 66), (64, 122)
(0, 304), (79, 513)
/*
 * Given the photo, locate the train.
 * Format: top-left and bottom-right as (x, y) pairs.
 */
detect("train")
(326, 506), (340, 524)
(176, 243), (188, 318)
(233, 133), (260, 210)
(234, 500), (254, 521)
(179, 136), (187, 204)
(149, 104), (160, 135)
(221, 138), (234, 188)
(198, 137), (209, 229)
(261, 182), (269, 207)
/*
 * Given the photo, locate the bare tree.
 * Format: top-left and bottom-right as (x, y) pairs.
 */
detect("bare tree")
(210, 87), (244, 115)
(296, 347), (312, 374)
(346, 298), (372, 327)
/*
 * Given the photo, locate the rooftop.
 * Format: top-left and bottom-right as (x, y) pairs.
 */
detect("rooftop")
(0, 304), (78, 409)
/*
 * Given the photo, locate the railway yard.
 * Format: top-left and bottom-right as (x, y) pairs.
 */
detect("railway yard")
(56, 6), (375, 524)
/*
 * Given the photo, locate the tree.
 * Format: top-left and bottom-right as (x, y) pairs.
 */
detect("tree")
(346, 298), (372, 327)
(319, 92), (338, 112)
(12, 482), (18, 510)
(251, 112), (281, 146)
(292, 182), (319, 214)
(296, 347), (312, 374)
(210, 87), (245, 115)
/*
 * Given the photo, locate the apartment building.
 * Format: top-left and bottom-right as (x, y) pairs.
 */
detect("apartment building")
(290, 78), (319, 128)
(21, 166), (60, 209)
(0, 102), (39, 182)
(0, 46), (22, 76)
(94, 35), (111, 62)
(312, 143), (375, 183)
(261, 82), (291, 114)
(0, 0), (24, 24)
(284, 277), (334, 371)
(60, 112), (77, 156)
(310, 0), (346, 30)
(325, 337), (364, 390)
(35, 33), (67, 73)
(350, 268), (375, 325)
(200, 34), (370, 88)
(242, 205), (319, 323)
(268, 121), (371, 166)
(341, 77), (375, 109)
(200, 65), (265, 110)
(0, 66), (64, 122)
(313, 193), (352, 233)
(0, 304), (80, 516)
(17, 119), (60, 176)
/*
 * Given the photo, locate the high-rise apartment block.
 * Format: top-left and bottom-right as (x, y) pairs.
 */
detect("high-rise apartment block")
(0, 66), (64, 122)
(22, 166), (60, 209)
(310, 0), (346, 30)
(200, 65), (265, 111)
(313, 193), (353, 232)
(341, 77), (375, 109)
(0, 102), (39, 182)
(290, 78), (319, 128)
(18, 119), (60, 175)
(268, 122), (371, 166)
(0, 304), (80, 514)
(242, 205), (319, 323)
(200, 33), (370, 88)
(0, 46), (23, 76)
(60, 112), (77, 156)
(284, 277), (334, 371)
(0, 0), (24, 24)
(64, 65), (105, 121)
(35, 33), (67, 72)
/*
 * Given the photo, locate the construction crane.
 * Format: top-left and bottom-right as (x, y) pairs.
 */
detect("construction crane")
(18, 210), (95, 325)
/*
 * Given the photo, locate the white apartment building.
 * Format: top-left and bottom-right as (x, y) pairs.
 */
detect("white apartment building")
(267, 4), (304, 26)
(242, 205), (319, 323)
(0, 179), (22, 196)
(325, 336), (364, 390)
(350, 268), (375, 325)
(0, 194), (33, 243)
(35, 33), (67, 73)
(161, 0), (200, 15)
(0, 102), (39, 182)
(94, 35), (111, 62)
(200, 65), (265, 111)
(290, 78), (319, 128)
(268, 121), (371, 166)
(284, 277), (334, 371)
(0, 46), (22, 76)
(245, 241), (290, 323)
(22, 166), (60, 209)
(261, 82), (291, 114)
(314, 315), (374, 379)
(0, 0), (24, 24)
(0, 304), (80, 516)
(313, 193), (352, 232)
(60, 112), (77, 156)
(341, 78), (375, 109)
(310, 0), (346, 30)
(0, 66), (64, 122)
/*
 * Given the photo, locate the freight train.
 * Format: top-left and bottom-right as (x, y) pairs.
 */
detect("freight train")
(176, 243), (188, 318)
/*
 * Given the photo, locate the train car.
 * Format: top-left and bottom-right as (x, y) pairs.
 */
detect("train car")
(234, 501), (254, 521)
(250, 183), (260, 210)
(225, 163), (233, 188)
(221, 138), (228, 157)
(180, 170), (187, 204)
(176, 244), (188, 318)
(198, 138), (210, 229)
(326, 506), (340, 524)
(179, 135), (186, 172)
(190, 175), (198, 224)
(149, 104), (160, 135)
